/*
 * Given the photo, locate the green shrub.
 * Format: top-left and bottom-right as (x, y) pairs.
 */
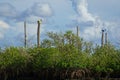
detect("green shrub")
(0, 47), (31, 79)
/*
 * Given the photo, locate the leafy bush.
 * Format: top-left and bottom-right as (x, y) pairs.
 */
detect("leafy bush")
(0, 31), (119, 79)
(31, 48), (60, 70)
(0, 47), (31, 79)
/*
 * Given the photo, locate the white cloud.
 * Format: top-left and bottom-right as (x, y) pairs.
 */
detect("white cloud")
(0, 21), (9, 29)
(81, 26), (101, 40)
(71, 0), (96, 22)
(69, 0), (120, 47)
(0, 33), (3, 39)
(0, 20), (9, 39)
(11, 21), (45, 35)
(0, 2), (52, 46)
(76, 0), (95, 22)
(70, 0), (102, 40)
(25, 15), (47, 24)
(17, 3), (53, 22)
(10, 21), (45, 41)
(26, 3), (53, 17)
(70, 0), (120, 44)
(105, 22), (120, 42)
(0, 3), (17, 18)
(6, 21), (45, 46)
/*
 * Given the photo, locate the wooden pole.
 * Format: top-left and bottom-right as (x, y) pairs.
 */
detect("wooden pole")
(101, 29), (105, 46)
(37, 20), (42, 47)
(24, 21), (27, 47)
(77, 26), (79, 37)
(76, 26), (80, 52)
(105, 32), (107, 45)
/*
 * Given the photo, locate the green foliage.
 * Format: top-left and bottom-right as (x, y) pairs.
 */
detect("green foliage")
(91, 44), (120, 73)
(0, 31), (119, 79)
(31, 48), (60, 69)
(41, 31), (83, 53)
(0, 47), (31, 79)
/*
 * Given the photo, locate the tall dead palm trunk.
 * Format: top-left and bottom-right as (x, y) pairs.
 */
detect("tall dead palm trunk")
(37, 20), (42, 47)
(24, 21), (27, 47)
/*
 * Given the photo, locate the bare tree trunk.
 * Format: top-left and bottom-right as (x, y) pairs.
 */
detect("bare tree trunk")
(24, 21), (27, 47)
(37, 20), (41, 47)
(105, 32), (108, 45)
(76, 26), (79, 52)
(77, 26), (79, 37)
(101, 29), (105, 46)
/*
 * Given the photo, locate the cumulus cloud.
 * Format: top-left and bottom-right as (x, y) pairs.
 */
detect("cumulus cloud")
(0, 20), (9, 39)
(23, 3), (53, 18)
(81, 26), (101, 40)
(0, 3), (52, 46)
(10, 21), (45, 40)
(32, 3), (53, 17)
(9, 21), (45, 39)
(0, 3), (17, 18)
(17, 3), (53, 23)
(70, 0), (119, 43)
(70, 0), (101, 40)
(2, 21), (46, 47)
(0, 21), (9, 29)
(70, 0), (95, 22)
(25, 15), (48, 24)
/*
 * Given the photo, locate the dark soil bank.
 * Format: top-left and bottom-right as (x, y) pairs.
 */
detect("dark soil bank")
(0, 68), (119, 80)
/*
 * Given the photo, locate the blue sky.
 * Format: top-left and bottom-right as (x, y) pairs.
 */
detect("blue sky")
(0, 0), (120, 47)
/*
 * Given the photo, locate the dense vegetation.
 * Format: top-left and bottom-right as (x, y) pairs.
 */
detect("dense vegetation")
(0, 31), (120, 80)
